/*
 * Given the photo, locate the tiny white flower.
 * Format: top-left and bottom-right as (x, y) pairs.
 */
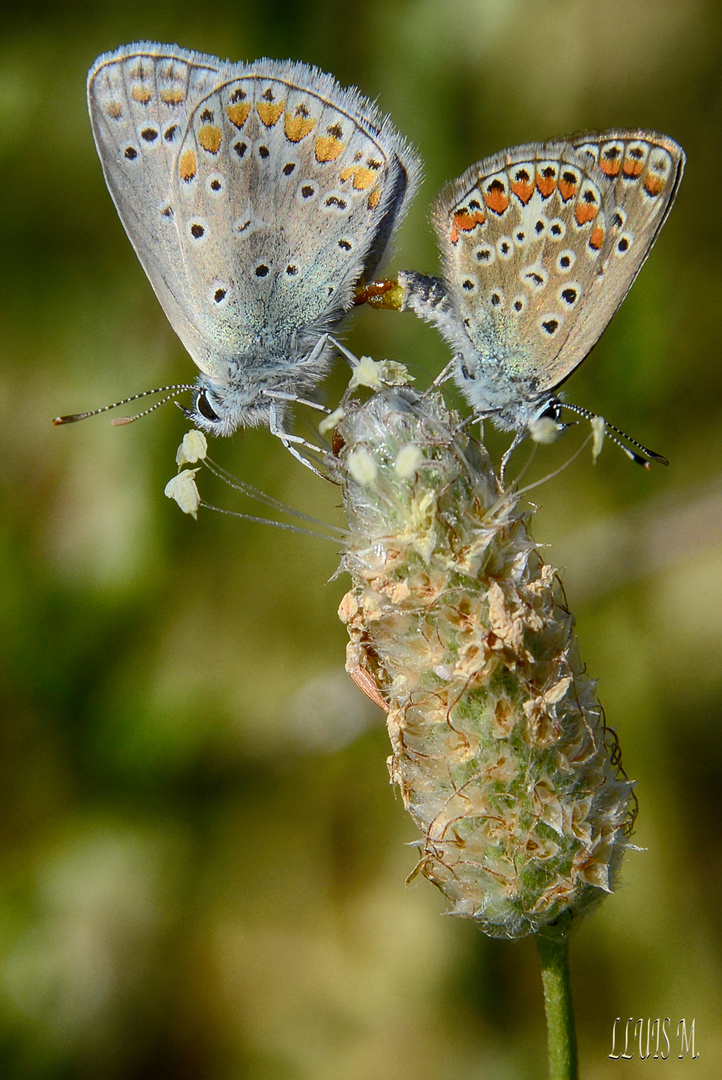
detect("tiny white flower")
(590, 416), (606, 462)
(376, 360), (412, 385)
(175, 429), (208, 467)
(347, 447), (378, 485)
(349, 356), (384, 389)
(318, 406), (346, 436)
(349, 357), (412, 391)
(395, 443), (424, 477)
(529, 415), (563, 444)
(164, 469), (201, 519)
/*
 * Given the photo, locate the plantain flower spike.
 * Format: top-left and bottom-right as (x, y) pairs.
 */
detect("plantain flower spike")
(329, 374), (637, 939)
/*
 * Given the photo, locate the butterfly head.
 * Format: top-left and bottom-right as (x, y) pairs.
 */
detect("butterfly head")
(183, 375), (274, 437)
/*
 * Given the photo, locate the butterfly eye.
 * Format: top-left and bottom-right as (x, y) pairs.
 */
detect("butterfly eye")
(538, 401), (561, 422)
(196, 390), (220, 421)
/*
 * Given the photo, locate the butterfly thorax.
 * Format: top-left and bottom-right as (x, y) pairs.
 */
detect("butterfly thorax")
(189, 330), (334, 435)
(399, 270), (553, 431)
(455, 350), (554, 431)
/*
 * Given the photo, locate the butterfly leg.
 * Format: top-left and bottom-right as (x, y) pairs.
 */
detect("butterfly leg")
(264, 389), (331, 414)
(499, 431), (527, 485)
(305, 331), (332, 367)
(268, 401), (326, 478)
(426, 357), (457, 392)
(328, 335), (359, 369)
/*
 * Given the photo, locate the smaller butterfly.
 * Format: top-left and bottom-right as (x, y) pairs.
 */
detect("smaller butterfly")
(395, 130), (685, 468)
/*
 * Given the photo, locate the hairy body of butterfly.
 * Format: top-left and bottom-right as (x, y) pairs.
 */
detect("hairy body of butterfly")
(400, 131), (684, 450)
(86, 43), (421, 436)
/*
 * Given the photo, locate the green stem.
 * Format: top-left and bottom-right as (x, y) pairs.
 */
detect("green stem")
(536, 932), (578, 1080)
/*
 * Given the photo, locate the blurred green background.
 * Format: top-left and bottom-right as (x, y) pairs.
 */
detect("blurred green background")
(2, 1), (720, 1077)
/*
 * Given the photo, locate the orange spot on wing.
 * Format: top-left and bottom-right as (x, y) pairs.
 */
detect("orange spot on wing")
(179, 149), (197, 181)
(452, 210), (485, 232)
(351, 166), (376, 189)
(367, 186), (382, 209)
(644, 174), (665, 196)
(510, 178), (534, 204)
(558, 178), (577, 202)
(575, 203), (598, 226)
(105, 101), (123, 119)
(198, 125), (222, 154)
(483, 181), (509, 215)
(315, 135), (344, 162)
(589, 225), (605, 250)
(536, 170), (556, 198)
(339, 164), (377, 188)
(256, 101), (284, 127)
(131, 86), (152, 104)
(599, 157), (621, 177)
(160, 88), (185, 104)
(622, 158), (643, 178)
(226, 102), (251, 128)
(284, 114), (315, 142)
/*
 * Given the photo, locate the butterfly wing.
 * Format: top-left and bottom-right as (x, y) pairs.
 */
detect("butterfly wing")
(564, 131), (685, 374)
(167, 58), (420, 369)
(430, 132), (684, 410)
(88, 45), (227, 376)
(88, 43), (421, 382)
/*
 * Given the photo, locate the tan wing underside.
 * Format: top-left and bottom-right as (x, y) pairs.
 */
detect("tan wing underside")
(433, 133), (684, 392)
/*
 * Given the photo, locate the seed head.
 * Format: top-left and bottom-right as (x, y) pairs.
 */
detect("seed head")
(330, 385), (636, 939)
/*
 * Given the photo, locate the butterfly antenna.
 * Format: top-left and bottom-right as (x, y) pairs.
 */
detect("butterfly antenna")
(53, 385), (195, 427)
(557, 401), (669, 468)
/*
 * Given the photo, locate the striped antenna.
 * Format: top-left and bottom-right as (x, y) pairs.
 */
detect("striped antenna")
(53, 385), (195, 427)
(557, 401), (669, 468)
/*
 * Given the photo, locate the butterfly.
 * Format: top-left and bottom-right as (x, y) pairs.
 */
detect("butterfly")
(397, 130), (685, 466)
(55, 42), (421, 453)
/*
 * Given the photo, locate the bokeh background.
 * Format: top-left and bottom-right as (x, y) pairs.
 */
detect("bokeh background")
(2, 2), (721, 1077)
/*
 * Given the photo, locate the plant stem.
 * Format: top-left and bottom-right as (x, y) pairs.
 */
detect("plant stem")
(536, 932), (578, 1080)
